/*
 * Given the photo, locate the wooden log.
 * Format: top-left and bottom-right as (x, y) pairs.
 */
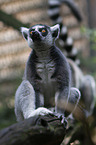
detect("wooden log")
(0, 114), (66, 145)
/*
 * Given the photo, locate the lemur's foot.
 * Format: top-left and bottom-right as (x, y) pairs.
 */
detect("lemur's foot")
(58, 115), (68, 128)
(52, 112), (67, 127)
(27, 107), (53, 118)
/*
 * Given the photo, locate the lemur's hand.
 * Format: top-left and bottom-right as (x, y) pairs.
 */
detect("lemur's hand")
(27, 107), (53, 118)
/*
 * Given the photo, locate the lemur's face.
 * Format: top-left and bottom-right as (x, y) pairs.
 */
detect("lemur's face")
(21, 24), (60, 50)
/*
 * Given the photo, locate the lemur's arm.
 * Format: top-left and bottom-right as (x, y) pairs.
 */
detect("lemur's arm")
(49, 46), (71, 114)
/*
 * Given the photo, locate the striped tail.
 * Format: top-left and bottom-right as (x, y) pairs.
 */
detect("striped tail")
(61, 0), (82, 22)
(48, 0), (82, 65)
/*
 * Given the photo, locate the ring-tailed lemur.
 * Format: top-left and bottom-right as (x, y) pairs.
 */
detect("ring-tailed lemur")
(48, 0), (82, 65)
(48, 0), (96, 117)
(15, 24), (81, 121)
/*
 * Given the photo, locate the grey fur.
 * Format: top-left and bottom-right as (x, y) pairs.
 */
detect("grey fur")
(15, 24), (80, 121)
(68, 58), (96, 117)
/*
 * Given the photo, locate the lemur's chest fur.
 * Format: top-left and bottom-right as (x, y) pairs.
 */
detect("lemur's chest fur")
(36, 59), (55, 82)
(36, 58), (56, 96)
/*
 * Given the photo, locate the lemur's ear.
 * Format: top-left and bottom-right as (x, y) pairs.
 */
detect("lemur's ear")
(50, 24), (60, 40)
(21, 27), (29, 40)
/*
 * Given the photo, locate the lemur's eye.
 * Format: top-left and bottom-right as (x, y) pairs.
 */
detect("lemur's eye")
(42, 29), (46, 33)
(30, 31), (32, 34)
(39, 28), (48, 36)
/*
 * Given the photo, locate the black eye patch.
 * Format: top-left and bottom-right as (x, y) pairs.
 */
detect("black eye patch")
(29, 29), (35, 35)
(39, 28), (48, 37)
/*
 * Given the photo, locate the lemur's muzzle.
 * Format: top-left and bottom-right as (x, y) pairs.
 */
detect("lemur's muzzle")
(30, 31), (41, 42)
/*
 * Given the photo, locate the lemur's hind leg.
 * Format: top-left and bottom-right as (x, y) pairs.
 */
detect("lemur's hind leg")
(15, 80), (53, 121)
(80, 75), (95, 117)
(15, 80), (36, 121)
(65, 87), (81, 117)
(55, 87), (81, 117)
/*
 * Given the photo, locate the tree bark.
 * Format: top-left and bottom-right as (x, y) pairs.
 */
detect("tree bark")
(0, 114), (66, 145)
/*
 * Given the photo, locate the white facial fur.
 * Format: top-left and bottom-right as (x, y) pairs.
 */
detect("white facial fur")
(50, 24), (60, 40)
(21, 27), (29, 40)
(21, 24), (60, 51)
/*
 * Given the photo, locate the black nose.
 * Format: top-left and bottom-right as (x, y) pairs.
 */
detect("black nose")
(30, 31), (41, 42)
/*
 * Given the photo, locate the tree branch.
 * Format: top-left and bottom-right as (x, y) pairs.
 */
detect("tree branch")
(0, 10), (29, 31)
(0, 114), (66, 145)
